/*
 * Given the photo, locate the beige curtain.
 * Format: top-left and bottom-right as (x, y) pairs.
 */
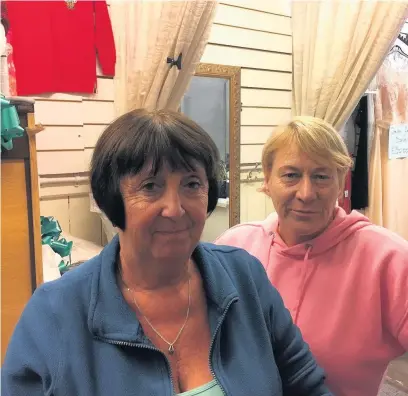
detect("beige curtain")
(292, 0), (408, 130)
(111, 0), (218, 116)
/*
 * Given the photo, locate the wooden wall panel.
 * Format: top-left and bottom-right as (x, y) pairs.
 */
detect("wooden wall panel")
(214, 4), (291, 35)
(83, 124), (106, 148)
(241, 89), (291, 108)
(220, 0), (291, 16)
(209, 24), (292, 53)
(241, 144), (263, 164)
(83, 100), (115, 125)
(84, 77), (115, 101)
(201, 45), (292, 71)
(241, 69), (292, 90)
(241, 108), (292, 126)
(68, 196), (102, 245)
(240, 181), (269, 222)
(37, 151), (87, 176)
(241, 126), (273, 144)
(35, 100), (83, 126)
(36, 126), (84, 151)
(40, 198), (70, 232)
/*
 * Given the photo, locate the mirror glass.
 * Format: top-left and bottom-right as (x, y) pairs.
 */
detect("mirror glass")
(180, 63), (241, 242)
(181, 76), (230, 172)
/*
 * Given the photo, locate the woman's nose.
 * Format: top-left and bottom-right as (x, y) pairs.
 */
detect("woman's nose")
(295, 177), (317, 202)
(161, 188), (185, 218)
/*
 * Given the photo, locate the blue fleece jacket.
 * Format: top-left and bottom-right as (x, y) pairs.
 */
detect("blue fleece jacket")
(2, 237), (333, 396)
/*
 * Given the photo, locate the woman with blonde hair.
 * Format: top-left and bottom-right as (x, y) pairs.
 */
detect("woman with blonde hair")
(216, 116), (408, 396)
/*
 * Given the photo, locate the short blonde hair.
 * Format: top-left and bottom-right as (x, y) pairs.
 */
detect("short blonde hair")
(262, 116), (353, 180)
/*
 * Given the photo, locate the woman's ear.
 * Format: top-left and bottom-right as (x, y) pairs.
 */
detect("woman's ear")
(257, 176), (270, 196)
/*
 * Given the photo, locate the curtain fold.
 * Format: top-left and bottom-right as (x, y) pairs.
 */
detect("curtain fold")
(292, 0), (408, 130)
(111, 0), (218, 116)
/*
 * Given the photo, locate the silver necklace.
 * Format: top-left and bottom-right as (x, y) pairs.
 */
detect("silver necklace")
(119, 267), (191, 355)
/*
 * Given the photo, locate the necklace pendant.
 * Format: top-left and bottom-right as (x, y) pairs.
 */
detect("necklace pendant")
(168, 344), (175, 355)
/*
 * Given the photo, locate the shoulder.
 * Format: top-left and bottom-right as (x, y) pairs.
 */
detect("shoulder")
(41, 253), (99, 293)
(6, 255), (102, 356)
(214, 217), (275, 247)
(214, 212), (278, 246)
(354, 223), (408, 260)
(199, 243), (287, 325)
(24, 253), (101, 323)
(349, 225), (408, 296)
(200, 243), (272, 289)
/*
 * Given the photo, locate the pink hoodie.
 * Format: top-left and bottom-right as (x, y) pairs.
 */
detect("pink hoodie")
(215, 207), (408, 396)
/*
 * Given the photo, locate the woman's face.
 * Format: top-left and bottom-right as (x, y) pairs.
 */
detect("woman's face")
(266, 144), (342, 243)
(119, 163), (209, 263)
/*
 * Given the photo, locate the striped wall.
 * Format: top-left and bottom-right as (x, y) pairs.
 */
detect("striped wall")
(37, 0), (292, 244)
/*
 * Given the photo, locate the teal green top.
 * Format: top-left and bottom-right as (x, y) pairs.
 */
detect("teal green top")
(177, 380), (223, 396)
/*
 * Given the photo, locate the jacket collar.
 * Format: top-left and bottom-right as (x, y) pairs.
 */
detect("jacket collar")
(88, 235), (238, 342)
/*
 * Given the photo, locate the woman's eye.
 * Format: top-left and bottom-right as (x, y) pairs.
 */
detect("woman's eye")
(314, 174), (330, 180)
(283, 173), (299, 179)
(187, 181), (201, 189)
(142, 182), (158, 191)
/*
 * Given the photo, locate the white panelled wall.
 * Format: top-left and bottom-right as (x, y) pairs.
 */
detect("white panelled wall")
(35, 74), (114, 246)
(36, 0), (292, 244)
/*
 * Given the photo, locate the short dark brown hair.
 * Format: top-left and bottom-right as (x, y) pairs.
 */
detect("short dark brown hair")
(90, 109), (220, 230)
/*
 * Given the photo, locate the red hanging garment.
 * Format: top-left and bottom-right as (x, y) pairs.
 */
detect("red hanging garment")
(6, 0), (116, 96)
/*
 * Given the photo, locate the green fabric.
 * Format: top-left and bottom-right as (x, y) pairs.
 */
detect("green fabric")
(0, 96), (24, 151)
(177, 380), (223, 396)
(40, 216), (73, 273)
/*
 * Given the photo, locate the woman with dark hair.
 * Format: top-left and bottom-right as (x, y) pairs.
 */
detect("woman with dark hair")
(2, 109), (332, 396)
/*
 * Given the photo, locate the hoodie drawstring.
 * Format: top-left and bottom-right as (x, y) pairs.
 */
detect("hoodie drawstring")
(304, 243), (312, 262)
(294, 244), (318, 324)
(265, 232), (275, 272)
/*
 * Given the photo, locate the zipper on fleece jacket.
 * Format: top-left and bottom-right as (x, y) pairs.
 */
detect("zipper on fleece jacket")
(95, 297), (238, 396)
(208, 297), (238, 396)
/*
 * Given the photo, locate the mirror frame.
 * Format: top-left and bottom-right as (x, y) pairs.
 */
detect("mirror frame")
(194, 63), (241, 227)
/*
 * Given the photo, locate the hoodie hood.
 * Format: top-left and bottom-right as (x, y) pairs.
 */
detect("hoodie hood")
(261, 207), (371, 259)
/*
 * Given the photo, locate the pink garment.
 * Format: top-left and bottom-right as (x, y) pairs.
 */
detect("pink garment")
(215, 207), (408, 396)
(367, 52), (408, 239)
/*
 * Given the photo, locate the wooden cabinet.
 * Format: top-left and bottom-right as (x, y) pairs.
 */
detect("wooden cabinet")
(1, 99), (43, 363)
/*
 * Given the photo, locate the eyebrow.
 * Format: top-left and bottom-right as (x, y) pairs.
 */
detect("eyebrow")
(279, 166), (332, 173)
(279, 166), (301, 172)
(313, 167), (332, 173)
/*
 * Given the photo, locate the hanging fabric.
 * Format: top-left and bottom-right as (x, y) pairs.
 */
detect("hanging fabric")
(292, 1), (408, 130)
(111, 0), (218, 115)
(367, 44), (408, 239)
(351, 96), (369, 210)
(1, 2), (16, 96)
(5, 0), (116, 96)
(0, 96), (24, 151)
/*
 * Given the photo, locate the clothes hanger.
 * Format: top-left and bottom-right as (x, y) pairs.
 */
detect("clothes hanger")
(398, 32), (407, 47)
(389, 45), (408, 58)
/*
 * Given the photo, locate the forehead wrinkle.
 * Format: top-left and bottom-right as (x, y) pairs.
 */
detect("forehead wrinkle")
(277, 145), (334, 172)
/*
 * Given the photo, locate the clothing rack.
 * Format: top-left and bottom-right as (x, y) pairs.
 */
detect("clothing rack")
(390, 32), (408, 58)
(240, 163), (264, 183)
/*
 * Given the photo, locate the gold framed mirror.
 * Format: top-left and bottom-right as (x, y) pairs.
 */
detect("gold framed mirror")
(180, 63), (241, 241)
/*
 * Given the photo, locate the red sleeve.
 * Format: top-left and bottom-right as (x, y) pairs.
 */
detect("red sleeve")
(94, 0), (116, 76)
